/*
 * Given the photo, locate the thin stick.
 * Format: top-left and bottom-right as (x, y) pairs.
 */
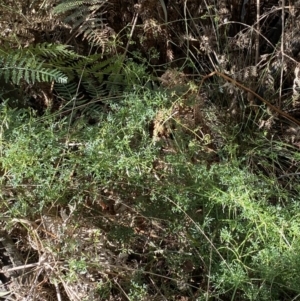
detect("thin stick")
(1, 262), (40, 273)
(54, 283), (62, 301)
(108, 12), (138, 97)
(198, 70), (300, 127)
(279, 0), (285, 107)
(164, 195), (231, 271)
(255, 0), (260, 66)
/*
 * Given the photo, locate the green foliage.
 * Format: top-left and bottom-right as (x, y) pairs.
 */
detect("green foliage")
(0, 37), (151, 116)
(0, 87), (165, 214)
(53, 0), (109, 47)
(25, 43), (81, 61)
(0, 49), (68, 85)
(128, 281), (148, 301)
(1, 0), (300, 300)
(53, 0), (106, 15)
(0, 39), (299, 300)
(54, 54), (152, 119)
(1, 72), (300, 300)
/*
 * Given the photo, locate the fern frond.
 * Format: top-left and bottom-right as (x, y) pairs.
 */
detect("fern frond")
(0, 52), (68, 85)
(105, 73), (124, 95)
(53, 0), (106, 15)
(54, 81), (104, 119)
(53, 0), (109, 47)
(83, 28), (109, 47)
(0, 43), (88, 85)
(26, 43), (81, 60)
(82, 79), (106, 99)
(54, 82), (78, 101)
(54, 81), (88, 112)
(83, 55), (121, 82)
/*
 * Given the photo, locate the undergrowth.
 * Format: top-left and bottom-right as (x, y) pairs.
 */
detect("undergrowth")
(0, 82), (300, 300)
(0, 0), (300, 300)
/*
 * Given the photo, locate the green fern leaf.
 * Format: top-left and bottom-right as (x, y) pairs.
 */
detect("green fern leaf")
(53, 0), (108, 47)
(53, 0), (107, 15)
(0, 52), (68, 85)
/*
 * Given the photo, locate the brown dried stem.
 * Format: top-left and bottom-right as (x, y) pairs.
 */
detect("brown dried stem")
(199, 70), (300, 127)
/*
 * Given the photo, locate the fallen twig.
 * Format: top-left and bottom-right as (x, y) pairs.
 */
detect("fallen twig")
(199, 70), (300, 127)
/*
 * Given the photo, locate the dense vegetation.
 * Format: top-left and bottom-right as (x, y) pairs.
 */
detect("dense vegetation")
(0, 0), (300, 300)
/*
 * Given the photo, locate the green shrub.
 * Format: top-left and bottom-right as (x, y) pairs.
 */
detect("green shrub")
(1, 83), (300, 300)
